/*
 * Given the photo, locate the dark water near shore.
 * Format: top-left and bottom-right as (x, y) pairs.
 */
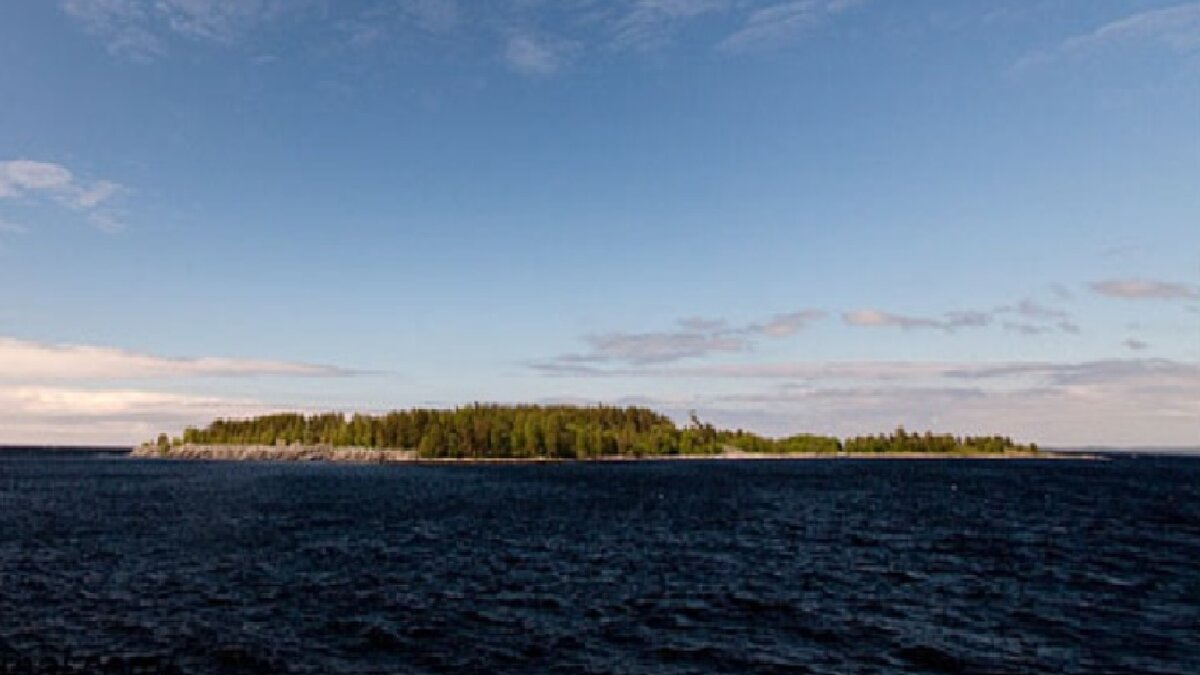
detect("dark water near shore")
(1, 450), (1198, 674)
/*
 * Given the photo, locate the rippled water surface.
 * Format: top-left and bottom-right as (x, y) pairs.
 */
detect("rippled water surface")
(1, 450), (1198, 673)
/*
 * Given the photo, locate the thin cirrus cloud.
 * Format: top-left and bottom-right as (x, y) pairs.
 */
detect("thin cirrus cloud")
(0, 159), (125, 232)
(717, 0), (866, 52)
(1014, 2), (1200, 71)
(609, 0), (730, 51)
(995, 298), (1081, 335)
(0, 219), (28, 234)
(62, 0), (866, 67)
(842, 309), (950, 331)
(0, 384), (284, 445)
(1090, 279), (1200, 300)
(653, 360), (972, 381)
(63, 0), (460, 59)
(842, 298), (1079, 335)
(538, 309), (827, 369)
(563, 357), (1199, 387)
(579, 330), (747, 365)
(503, 34), (579, 76)
(60, 0), (310, 59)
(0, 334), (359, 444)
(544, 358), (1200, 446)
(941, 357), (1200, 386)
(1123, 338), (1149, 352)
(61, 0), (164, 60)
(725, 358), (1200, 446)
(0, 336), (356, 380)
(841, 309), (994, 331)
(403, 0), (460, 34)
(0, 386), (256, 417)
(540, 296), (1084, 375)
(1000, 298), (1068, 320)
(337, 0), (460, 47)
(1056, 2), (1200, 54)
(751, 310), (827, 338)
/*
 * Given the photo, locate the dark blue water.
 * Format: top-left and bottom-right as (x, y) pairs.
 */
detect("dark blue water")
(1, 450), (1197, 674)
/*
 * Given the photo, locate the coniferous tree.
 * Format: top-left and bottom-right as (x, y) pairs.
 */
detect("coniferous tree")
(162, 405), (1035, 459)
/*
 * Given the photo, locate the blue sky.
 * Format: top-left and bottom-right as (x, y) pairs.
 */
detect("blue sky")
(0, 0), (1197, 446)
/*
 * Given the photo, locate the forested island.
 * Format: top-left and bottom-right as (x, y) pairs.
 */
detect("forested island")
(134, 404), (1042, 462)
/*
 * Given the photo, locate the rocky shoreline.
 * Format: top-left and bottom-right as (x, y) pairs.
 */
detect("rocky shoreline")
(131, 444), (1069, 464)
(130, 443), (416, 463)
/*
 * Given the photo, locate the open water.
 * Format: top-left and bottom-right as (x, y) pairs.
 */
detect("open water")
(0, 449), (1197, 674)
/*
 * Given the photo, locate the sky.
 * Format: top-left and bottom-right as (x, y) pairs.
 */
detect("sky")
(0, 0), (1197, 447)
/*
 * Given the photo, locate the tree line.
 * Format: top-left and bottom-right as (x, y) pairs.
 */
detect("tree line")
(842, 427), (1037, 454)
(155, 405), (1037, 458)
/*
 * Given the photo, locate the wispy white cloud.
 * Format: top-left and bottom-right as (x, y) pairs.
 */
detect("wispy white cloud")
(86, 212), (125, 234)
(61, 0), (870, 67)
(61, 0), (164, 60)
(717, 368), (1200, 446)
(62, 0), (867, 69)
(995, 298), (1080, 335)
(1123, 338), (1149, 351)
(750, 310), (827, 337)
(656, 360), (971, 381)
(1001, 320), (1080, 336)
(572, 358), (1198, 387)
(610, 0), (729, 51)
(503, 33), (578, 76)
(73, 179), (123, 208)
(336, 0), (461, 49)
(552, 357), (1200, 446)
(843, 298), (1078, 335)
(944, 358), (1199, 386)
(580, 329), (747, 364)
(0, 160), (74, 197)
(841, 308), (992, 331)
(1059, 2), (1200, 54)
(842, 309), (944, 330)
(0, 334), (361, 444)
(539, 308), (827, 368)
(1091, 278), (1200, 300)
(406, 0), (461, 34)
(676, 316), (729, 332)
(0, 219), (28, 234)
(1000, 298), (1068, 320)
(1015, 2), (1200, 71)
(717, 0), (864, 53)
(0, 385), (254, 417)
(153, 0), (278, 44)
(542, 294), (1082, 374)
(61, 0), (322, 59)
(0, 159), (126, 232)
(337, 15), (388, 49)
(0, 336), (356, 380)
(0, 384), (282, 445)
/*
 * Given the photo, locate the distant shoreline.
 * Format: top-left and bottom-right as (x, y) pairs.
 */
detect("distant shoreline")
(131, 443), (1084, 464)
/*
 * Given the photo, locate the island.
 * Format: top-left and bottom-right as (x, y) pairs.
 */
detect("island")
(131, 404), (1047, 462)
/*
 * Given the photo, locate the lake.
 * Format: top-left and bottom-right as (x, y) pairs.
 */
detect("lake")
(1, 449), (1197, 673)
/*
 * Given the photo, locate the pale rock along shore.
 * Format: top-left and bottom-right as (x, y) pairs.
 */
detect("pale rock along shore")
(131, 444), (1066, 464)
(130, 444), (416, 463)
